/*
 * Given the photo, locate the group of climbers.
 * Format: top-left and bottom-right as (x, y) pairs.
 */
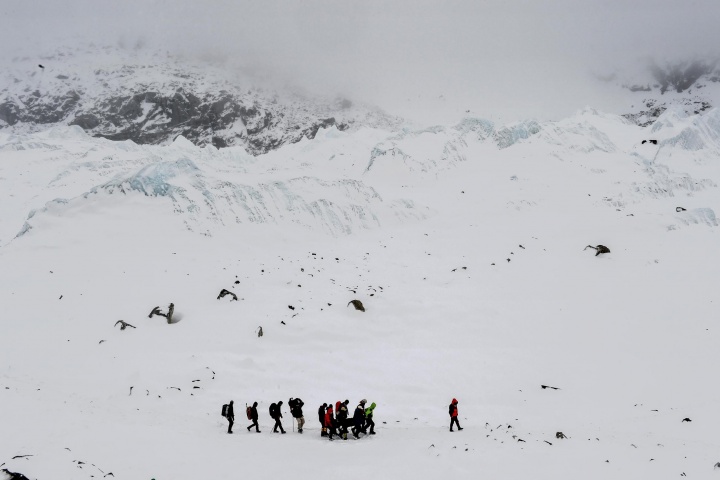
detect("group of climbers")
(224, 397), (462, 437)
(318, 399), (376, 440)
(223, 398), (302, 434)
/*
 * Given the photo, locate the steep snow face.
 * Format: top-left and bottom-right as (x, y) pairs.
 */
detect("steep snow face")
(1, 107), (720, 480)
(0, 46), (401, 154)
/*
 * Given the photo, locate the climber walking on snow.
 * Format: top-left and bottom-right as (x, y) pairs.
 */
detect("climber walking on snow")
(246, 402), (260, 432)
(289, 397), (305, 433)
(226, 400), (235, 434)
(325, 404), (336, 440)
(319, 403), (328, 436)
(352, 399), (366, 438)
(337, 400), (350, 440)
(449, 398), (463, 432)
(270, 401), (286, 434)
(364, 401), (377, 434)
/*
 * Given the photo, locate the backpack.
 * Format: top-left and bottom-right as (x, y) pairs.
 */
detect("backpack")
(222, 404), (228, 418)
(246, 406), (252, 420)
(335, 401), (341, 413)
(269, 403), (277, 418)
(448, 404), (454, 416)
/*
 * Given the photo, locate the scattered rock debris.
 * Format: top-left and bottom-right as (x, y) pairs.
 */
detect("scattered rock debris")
(114, 320), (135, 330)
(348, 300), (365, 312)
(217, 289), (238, 301)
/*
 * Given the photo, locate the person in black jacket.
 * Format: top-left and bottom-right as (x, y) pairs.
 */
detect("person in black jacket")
(352, 399), (366, 438)
(289, 398), (305, 433)
(246, 401), (260, 432)
(226, 400), (235, 434)
(318, 403), (328, 436)
(270, 401), (286, 434)
(337, 400), (350, 440)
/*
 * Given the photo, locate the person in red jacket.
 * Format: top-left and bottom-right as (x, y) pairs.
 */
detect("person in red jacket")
(449, 398), (463, 432)
(325, 404), (337, 440)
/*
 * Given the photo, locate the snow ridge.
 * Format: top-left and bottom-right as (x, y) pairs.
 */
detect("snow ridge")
(5, 107), (720, 246)
(0, 45), (401, 154)
(9, 129), (429, 240)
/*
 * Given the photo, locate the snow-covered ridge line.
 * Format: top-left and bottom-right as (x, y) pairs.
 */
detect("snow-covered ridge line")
(3, 106), (719, 246)
(607, 59), (720, 126)
(7, 129), (430, 241)
(0, 45), (401, 154)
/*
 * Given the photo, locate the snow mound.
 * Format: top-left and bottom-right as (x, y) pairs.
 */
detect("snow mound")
(365, 126), (468, 176)
(530, 108), (632, 153)
(669, 207), (719, 229)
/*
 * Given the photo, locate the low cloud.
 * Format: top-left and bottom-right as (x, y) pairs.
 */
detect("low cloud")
(1, 0), (718, 122)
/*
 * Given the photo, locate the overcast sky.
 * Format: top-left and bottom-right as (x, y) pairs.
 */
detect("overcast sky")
(1, 0), (718, 122)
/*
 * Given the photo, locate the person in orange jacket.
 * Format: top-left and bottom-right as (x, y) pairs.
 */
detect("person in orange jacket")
(449, 398), (463, 432)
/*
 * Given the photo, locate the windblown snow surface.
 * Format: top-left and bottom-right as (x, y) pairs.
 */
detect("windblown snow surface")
(1, 107), (719, 479)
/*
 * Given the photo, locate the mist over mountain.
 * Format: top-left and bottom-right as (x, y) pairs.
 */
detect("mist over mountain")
(0, 45), (401, 153)
(2, 42), (720, 154)
(2, 0), (719, 124)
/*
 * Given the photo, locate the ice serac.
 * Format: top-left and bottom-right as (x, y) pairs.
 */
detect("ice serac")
(493, 120), (541, 149)
(670, 208), (719, 229)
(6, 105), (720, 242)
(619, 108), (718, 216)
(651, 107), (720, 152)
(9, 129), (427, 239)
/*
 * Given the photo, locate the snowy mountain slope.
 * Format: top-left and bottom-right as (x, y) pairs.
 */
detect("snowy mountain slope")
(3, 106), (719, 245)
(1, 107), (720, 480)
(0, 45), (401, 154)
(0, 125), (429, 245)
(605, 59), (720, 127)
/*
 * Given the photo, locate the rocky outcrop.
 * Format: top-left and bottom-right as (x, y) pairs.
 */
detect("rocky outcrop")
(622, 98), (711, 127)
(615, 59), (720, 127)
(649, 60), (715, 94)
(0, 47), (397, 154)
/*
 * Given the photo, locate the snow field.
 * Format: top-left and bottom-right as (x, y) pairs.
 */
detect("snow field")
(2, 107), (720, 479)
